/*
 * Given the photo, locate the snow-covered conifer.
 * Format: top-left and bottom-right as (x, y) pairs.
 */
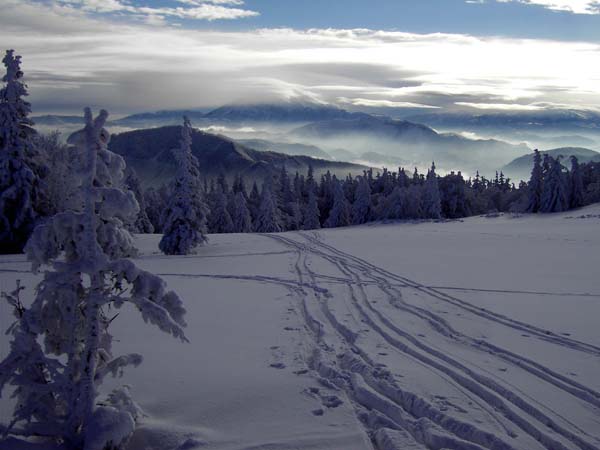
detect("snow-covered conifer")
(526, 149), (544, 213)
(125, 168), (154, 234)
(1, 108), (188, 449)
(144, 185), (168, 233)
(0, 50), (41, 253)
(208, 185), (234, 233)
(406, 185), (424, 219)
(540, 155), (568, 213)
(324, 177), (350, 228)
(254, 180), (282, 233)
(569, 156), (585, 209)
(302, 187), (321, 230)
(352, 176), (372, 224)
(422, 162), (441, 219)
(279, 166), (302, 230)
(232, 173), (248, 199)
(248, 181), (261, 224)
(159, 117), (208, 254)
(379, 186), (405, 220)
(35, 131), (77, 215)
(231, 191), (253, 233)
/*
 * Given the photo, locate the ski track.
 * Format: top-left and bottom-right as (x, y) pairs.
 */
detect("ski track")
(262, 232), (600, 450)
(427, 286), (600, 298)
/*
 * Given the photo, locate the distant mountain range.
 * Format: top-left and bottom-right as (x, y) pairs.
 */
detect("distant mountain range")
(501, 147), (600, 182)
(32, 115), (85, 126)
(290, 115), (530, 174)
(203, 103), (365, 123)
(236, 139), (332, 160)
(35, 102), (600, 179)
(33, 104), (600, 134)
(406, 110), (600, 132)
(107, 126), (367, 188)
(32, 103), (367, 128)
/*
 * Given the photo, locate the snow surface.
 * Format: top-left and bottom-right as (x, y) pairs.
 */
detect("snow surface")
(1, 206), (600, 449)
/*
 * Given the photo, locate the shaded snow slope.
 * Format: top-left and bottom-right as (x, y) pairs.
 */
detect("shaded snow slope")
(1, 206), (600, 449)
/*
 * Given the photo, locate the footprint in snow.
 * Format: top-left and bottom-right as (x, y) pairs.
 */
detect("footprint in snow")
(305, 387), (344, 409)
(322, 395), (343, 408)
(270, 363), (286, 369)
(176, 438), (206, 450)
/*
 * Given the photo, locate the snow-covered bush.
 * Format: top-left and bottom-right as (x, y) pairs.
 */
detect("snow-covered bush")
(160, 117), (208, 254)
(0, 108), (188, 449)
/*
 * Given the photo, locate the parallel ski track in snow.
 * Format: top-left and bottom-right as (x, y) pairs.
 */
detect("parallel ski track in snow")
(263, 232), (600, 450)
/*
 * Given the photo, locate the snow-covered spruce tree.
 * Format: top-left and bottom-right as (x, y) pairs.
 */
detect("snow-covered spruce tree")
(254, 180), (283, 233)
(208, 185), (234, 234)
(422, 162), (442, 219)
(352, 175), (372, 225)
(125, 168), (154, 234)
(378, 186), (405, 220)
(248, 181), (261, 225)
(302, 186), (321, 230)
(0, 108), (188, 449)
(406, 184), (424, 219)
(159, 116), (208, 254)
(231, 191), (253, 233)
(526, 149), (543, 213)
(276, 165), (302, 230)
(35, 131), (77, 215)
(569, 156), (585, 209)
(324, 177), (350, 228)
(144, 185), (169, 233)
(0, 50), (42, 254)
(540, 155), (569, 213)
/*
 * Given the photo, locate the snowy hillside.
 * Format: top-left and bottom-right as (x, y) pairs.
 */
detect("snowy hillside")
(1, 206), (599, 450)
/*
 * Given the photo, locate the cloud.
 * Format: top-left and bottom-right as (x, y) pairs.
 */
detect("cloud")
(1, 0), (599, 114)
(474, 0), (600, 14)
(54, 0), (259, 21)
(339, 97), (440, 109)
(455, 102), (545, 110)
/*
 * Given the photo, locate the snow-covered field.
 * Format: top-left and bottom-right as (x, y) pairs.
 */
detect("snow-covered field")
(1, 206), (600, 450)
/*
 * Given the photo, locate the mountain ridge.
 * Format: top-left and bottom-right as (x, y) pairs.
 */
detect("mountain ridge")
(107, 125), (368, 188)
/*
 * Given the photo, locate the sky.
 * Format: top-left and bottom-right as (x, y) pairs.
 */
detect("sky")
(0, 0), (599, 115)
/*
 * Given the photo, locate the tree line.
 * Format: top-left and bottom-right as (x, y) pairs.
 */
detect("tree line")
(142, 147), (597, 254)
